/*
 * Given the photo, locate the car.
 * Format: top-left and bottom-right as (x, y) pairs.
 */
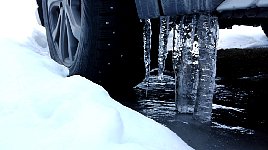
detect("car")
(36, 0), (268, 121)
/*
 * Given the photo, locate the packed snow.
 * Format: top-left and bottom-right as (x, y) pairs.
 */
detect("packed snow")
(1, 0), (268, 150)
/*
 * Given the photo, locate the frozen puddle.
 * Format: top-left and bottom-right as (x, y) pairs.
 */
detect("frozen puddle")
(133, 74), (267, 135)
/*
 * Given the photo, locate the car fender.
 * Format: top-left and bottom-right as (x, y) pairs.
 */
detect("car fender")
(135, 0), (225, 19)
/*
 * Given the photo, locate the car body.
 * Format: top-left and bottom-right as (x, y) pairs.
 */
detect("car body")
(134, 0), (268, 29)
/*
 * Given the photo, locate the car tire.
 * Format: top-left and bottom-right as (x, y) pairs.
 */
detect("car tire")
(42, 0), (145, 98)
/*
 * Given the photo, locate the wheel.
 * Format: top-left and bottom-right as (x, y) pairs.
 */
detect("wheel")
(42, 0), (145, 98)
(261, 23), (268, 38)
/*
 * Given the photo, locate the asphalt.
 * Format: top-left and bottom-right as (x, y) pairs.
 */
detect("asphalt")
(119, 48), (268, 150)
(165, 48), (268, 150)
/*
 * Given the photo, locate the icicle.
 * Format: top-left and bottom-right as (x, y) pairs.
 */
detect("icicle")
(158, 16), (170, 81)
(173, 15), (199, 113)
(193, 14), (219, 123)
(172, 17), (182, 73)
(172, 17), (183, 112)
(143, 19), (152, 96)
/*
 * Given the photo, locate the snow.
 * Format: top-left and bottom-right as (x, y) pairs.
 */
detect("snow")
(1, 0), (268, 150)
(216, 0), (268, 11)
(216, 0), (256, 11)
(218, 25), (268, 49)
(257, 0), (268, 7)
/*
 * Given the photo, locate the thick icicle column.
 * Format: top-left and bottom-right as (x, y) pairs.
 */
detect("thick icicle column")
(142, 14), (219, 123)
